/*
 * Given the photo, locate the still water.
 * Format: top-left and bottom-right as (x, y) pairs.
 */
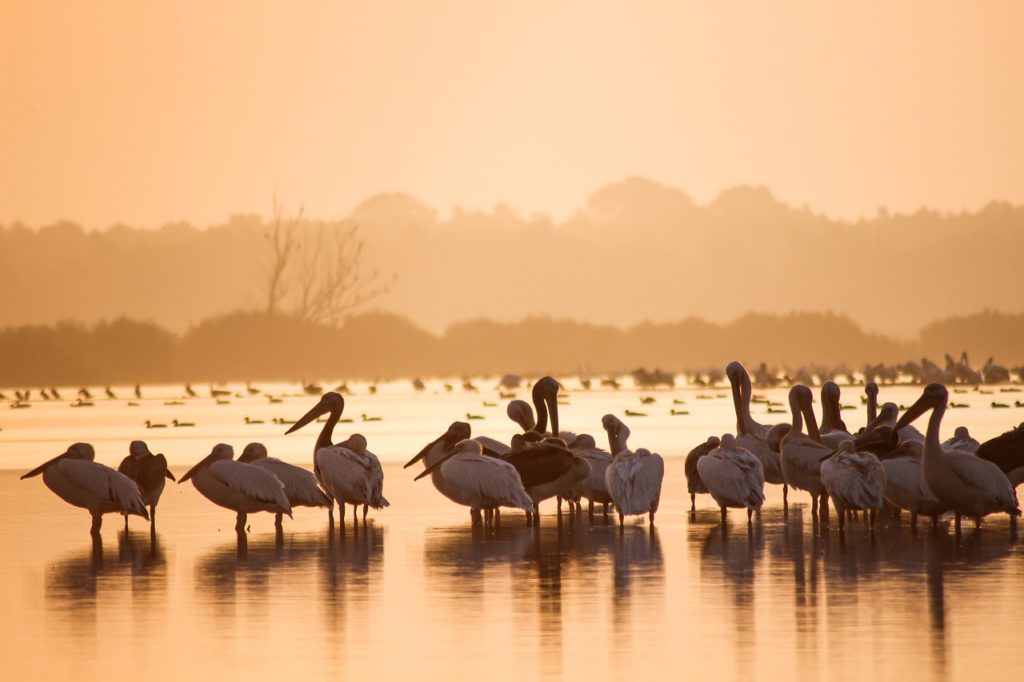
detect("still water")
(1, 380), (1022, 681)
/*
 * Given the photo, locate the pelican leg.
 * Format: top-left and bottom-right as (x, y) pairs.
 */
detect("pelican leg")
(494, 507), (501, 526)
(618, 510), (625, 527)
(720, 507), (727, 525)
(931, 514), (939, 530)
(362, 504), (369, 522)
(471, 508), (483, 526)
(339, 502), (345, 524)
(557, 496), (563, 515)
(837, 506), (845, 532)
(328, 503), (335, 525)
(588, 499), (595, 518)
(954, 513), (962, 536)
(747, 508), (754, 525)
(150, 505), (157, 528)
(352, 504), (359, 525)
(690, 493), (696, 512)
(820, 494), (830, 524)
(910, 512), (917, 527)
(235, 512), (247, 533)
(974, 516), (982, 530)
(275, 512), (283, 529)
(91, 513), (102, 536)
(123, 514), (129, 530)
(783, 484), (788, 510)
(869, 509), (876, 528)
(484, 508), (492, 525)
(649, 510), (656, 525)
(811, 495), (818, 518)
(603, 502), (609, 517)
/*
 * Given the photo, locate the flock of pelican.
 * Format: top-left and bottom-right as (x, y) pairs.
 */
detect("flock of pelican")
(19, 363), (1024, 537)
(686, 362), (1022, 534)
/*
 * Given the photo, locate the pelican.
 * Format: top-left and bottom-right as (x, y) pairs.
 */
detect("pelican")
(179, 443), (292, 532)
(727, 362), (787, 504)
(22, 442), (149, 535)
(405, 422), (535, 525)
(564, 434), (614, 516)
(819, 441), (886, 530)
(468, 399), (534, 456)
(285, 392), (389, 523)
(895, 384), (1020, 531)
(780, 385), (832, 519)
(602, 414), (664, 526)
(879, 441), (948, 527)
(684, 436), (720, 511)
(696, 434), (765, 524)
(976, 422), (1024, 487)
(818, 381), (854, 449)
(942, 426), (980, 453)
(238, 443), (332, 527)
(117, 440), (175, 527)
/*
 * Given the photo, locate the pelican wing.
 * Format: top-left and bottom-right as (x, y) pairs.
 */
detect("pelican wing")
(316, 446), (389, 509)
(697, 449), (765, 508)
(821, 452), (885, 508)
(254, 458), (332, 507)
(208, 459), (290, 511)
(473, 436), (511, 458)
(505, 445), (574, 487)
(135, 454), (171, 498)
(440, 453), (534, 511)
(945, 451), (1020, 511)
(684, 440), (717, 494)
(63, 460), (149, 518)
(574, 448), (613, 492)
(976, 425), (1024, 475)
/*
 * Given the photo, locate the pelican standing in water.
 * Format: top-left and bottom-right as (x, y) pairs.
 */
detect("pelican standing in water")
(405, 422), (535, 525)
(239, 442), (332, 527)
(179, 443), (292, 532)
(780, 385), (832, 521)
(819, 441), (886, 530)
(895, 384), (1020, 532)
(879, 441), (948, 528)
(117, 440), (175, 529)
(285, 392), (389, 524)
(684, 436), (720, 512)
(602, 414), (664, 526)
(564, 434), (614, 517)
(696, 433), (765, 524)
(727, 362), (788, 506)
(22, 442), (149, 535)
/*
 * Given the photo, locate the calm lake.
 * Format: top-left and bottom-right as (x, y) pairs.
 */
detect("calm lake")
(2, 379), (1022, 681)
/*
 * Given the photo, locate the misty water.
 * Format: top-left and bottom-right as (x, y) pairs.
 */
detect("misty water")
(2, 379), (1023, 681)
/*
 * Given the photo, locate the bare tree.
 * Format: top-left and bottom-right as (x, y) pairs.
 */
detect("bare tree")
(262, 199), (390, 325)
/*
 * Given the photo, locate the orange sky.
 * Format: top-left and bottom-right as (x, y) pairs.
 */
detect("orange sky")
(2, 1), (1022, 228)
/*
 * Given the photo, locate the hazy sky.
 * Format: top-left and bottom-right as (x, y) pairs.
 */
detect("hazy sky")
(2, 1), (1022, 228)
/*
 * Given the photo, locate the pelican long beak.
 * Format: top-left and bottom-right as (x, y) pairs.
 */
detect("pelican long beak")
(414, 447), (459, 482)
(285, 399), (331, 435)
(894, 394), (930, 432)
(179, 451), (218, 483)
(405, 433), (445, 469)
(818, 449), (839, 462)
(164, 469), (177, 481)
(547, 391), (559, 437)
(20, 450), (69, 479)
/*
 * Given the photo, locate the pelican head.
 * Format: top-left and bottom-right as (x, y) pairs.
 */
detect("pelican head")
(725, 361), (745, 386)
(568, 433), (597, 449)
(21, 442), (96, 479)
(238, 442), (268, 463)
(286, 392), (344, 434)
(601, 414), (630, 454)
(895, 383), (948, 431)
(953, 426), (971, 439)
(531, 376), (561, 435)
(865, 382), (879, 400)
(506, 400), (536, 432)
(129, 440), (151, 458)
(340, 433), (368, 455)
(765, 423), (791, 452)
(179, 443), (234, 483)
(719, 433), (736, 449)
(413, 439), (485, 482)
(404, 421), (471, 472)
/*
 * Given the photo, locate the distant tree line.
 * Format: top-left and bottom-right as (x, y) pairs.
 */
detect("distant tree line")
(1, 309), (1021, 386)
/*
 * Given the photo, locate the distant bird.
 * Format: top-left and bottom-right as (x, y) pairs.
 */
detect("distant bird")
(302, 382), (322, 396)
(246, 381), (261, 395)
(465, 413), (484, 420)
(696, 433), (765, 524)
(172, 419), (195, 428)
(185, 384), (198, 398)
(210, 386), (231, 398)
(267, 395), (283, 404)
(179, 443), (291, 532)
(602, 414), (664, 526)
(361, 414), (382, 422)
(408, 425), (535, 525)
(412, 378), (426, 391)
(895, 384), (1019, 532)
(117, 440), (175, 528)
(624, 410), (647, 417)
(39, 388), (51, 401)
(238, 443), (332, 527)
(22, 442), (148, 535)
(78, 388), (92, 400)
(684, 436), (720, 511)
(819, 441), (886, 530)
(670, 409), (689, 416)
(134, 384), (142, 399)
(144, 420), (167, 429)
(285, 392), (389, 523)
(244, 416), (264, 425)
(50, 387), (62, 400)
(105, 387), (117, 400)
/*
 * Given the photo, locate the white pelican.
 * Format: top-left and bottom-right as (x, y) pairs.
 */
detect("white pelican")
(696, 433), (765, 524)
(895, 383), (1020, 531)
(117, 440), (175, 528)
(565, 434), (614, 516)
(22, 442), (149, 535)
(879, 441), (948, 527)
(684, 436), (720, 511)
(285, 392), (389, 523)
(780, 385), (832, 520)
(179, 443), (291, 531)
(819, 441), (886, 530)
(942, 426), (980, 453)
(818, 381), (854, 449)
(405, 421), (535, 525)
(602, 414), (664, 526)
(727, 361), (787, 504)
(238, 442), (332, 527)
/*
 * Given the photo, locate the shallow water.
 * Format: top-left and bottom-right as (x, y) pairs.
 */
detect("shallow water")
(2, 380), (1023, 681)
